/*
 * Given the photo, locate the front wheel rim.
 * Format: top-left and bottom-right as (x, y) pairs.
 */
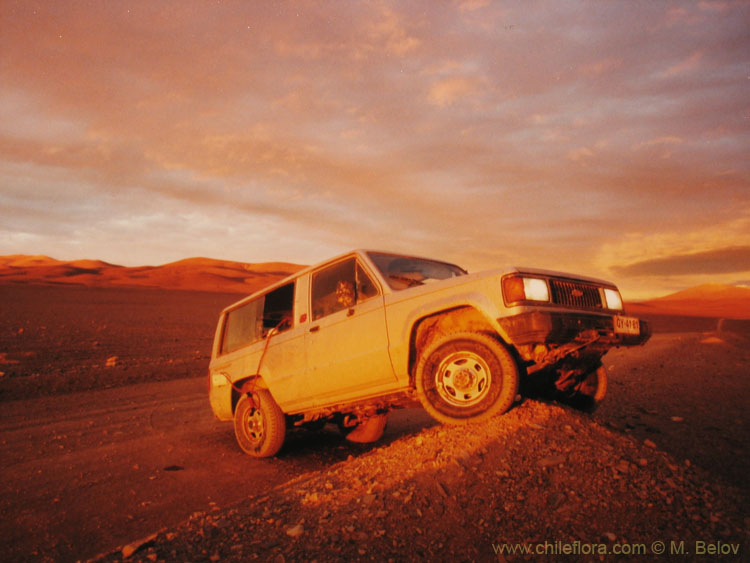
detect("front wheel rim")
(435, 351), (492, 407)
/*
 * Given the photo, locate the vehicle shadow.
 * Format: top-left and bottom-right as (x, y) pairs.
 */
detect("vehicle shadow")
(279, 407), (439, 462)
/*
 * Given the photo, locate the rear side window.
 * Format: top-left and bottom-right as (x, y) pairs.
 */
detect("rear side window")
(221, 298), (263, 355)
(220, 282), (295, 355)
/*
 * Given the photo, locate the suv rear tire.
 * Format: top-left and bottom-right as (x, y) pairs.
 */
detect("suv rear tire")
(234, 390), (286, 458)
(415, 332), (518, 425)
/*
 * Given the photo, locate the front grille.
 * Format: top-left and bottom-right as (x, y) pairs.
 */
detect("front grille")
(549, 279), (603, 309)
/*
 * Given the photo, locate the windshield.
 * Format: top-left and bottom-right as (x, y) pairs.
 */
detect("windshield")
(367, 252), (467, 290)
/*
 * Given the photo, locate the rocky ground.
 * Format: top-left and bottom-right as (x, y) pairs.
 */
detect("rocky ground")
(93, 332), (748, 563)
(94, 396), (748, 562)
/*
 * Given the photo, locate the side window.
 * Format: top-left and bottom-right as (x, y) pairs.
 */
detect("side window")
(311, 259), (380, 321)
(356, 262), (379, 302)
(221, 298), (263, 355)
(220, 282), (295, 355)
(261, 282), (294, 334)
(312, 259), (356, 321)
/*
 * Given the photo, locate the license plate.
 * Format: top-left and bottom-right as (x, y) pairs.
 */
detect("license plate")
(614, 315), (640, 335)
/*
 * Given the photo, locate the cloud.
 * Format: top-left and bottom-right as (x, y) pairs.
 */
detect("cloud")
(666, 51), (704, 76)
(428, 76), (481, 107)
(0, 1), (748, 299)
(367, 7), (421, 56)
(612, 246), (750, 277)
(455, 0), (492, 13)
(578, 58), (621, 77)
(698, 1), (730, 14)
(566, 147), (594, 161)
(636, 136), (684, 148)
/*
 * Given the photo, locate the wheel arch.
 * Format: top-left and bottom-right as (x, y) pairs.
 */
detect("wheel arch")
(230, 375), (270, 414)
(407, 306), (516, 385)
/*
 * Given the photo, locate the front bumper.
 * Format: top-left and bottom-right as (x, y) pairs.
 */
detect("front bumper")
(498, 310), (651, 348)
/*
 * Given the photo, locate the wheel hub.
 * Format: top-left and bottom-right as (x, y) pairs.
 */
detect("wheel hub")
(246, 409), (264, 442)
(452, 368), (476, 391)
(436, 352), (491, 407)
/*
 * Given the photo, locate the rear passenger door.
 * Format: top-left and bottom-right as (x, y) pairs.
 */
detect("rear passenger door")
(210, 281), (307, 411)
(303, 257), (397, 406)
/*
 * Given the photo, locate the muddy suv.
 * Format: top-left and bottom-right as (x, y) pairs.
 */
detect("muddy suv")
(209, 250), (650, 457)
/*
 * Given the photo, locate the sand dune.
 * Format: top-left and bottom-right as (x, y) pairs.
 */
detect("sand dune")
(0, 254), (304, 294)
(629, 283), (750, 319)
(3, 255), (749, 318)
(0, 254), (63, 267)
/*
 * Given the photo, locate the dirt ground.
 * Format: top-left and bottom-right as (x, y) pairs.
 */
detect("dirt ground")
(0, 284), (239, 401)
(1, 285), (748, 562)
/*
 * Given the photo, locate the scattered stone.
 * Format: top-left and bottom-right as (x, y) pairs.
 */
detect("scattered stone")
(549, 492), (566, 510)
(436, 482), (449, 497)
(615, 460), (630, 473)
(120, 533), (157, 559)
(285, 524), (304, 538)
(644, 439), (657, 449)
(105, 356), (118, 368)
(538, 455), (566, 467)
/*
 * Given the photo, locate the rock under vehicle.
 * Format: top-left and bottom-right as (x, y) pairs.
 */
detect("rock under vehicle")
(208, 250), (650, 457)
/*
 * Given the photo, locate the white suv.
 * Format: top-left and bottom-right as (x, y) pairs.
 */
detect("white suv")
(209, 250), (649, 457)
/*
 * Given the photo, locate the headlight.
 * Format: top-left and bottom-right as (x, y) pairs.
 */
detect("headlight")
(503, 275), (550, 304)
(603, 288), (623, 310)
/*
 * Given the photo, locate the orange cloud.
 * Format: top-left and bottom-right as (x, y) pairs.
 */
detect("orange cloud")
(666, 51), (703, 75)
(428, 76), (481, 107)
(0, 1), (748, 299)
(566, 147), (595, 161)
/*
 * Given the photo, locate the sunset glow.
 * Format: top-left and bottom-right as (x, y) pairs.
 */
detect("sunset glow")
(1, 1), (748, 299)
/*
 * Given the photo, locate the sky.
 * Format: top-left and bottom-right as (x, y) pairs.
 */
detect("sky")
(1, 1), (748, 300)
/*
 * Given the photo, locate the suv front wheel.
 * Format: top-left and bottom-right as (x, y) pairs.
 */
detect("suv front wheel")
(415, 332), (519, 425)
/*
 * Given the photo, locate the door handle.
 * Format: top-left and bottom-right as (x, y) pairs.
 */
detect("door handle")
(309, 325), (320, 333)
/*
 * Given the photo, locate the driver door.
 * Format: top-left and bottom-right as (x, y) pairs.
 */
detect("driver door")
(303, 257), (397, 407)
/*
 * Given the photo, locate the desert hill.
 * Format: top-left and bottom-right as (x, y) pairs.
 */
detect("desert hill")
(3, 255), (749, 319)
(628, 283), (750, 320)
(0, 255), (304, 294)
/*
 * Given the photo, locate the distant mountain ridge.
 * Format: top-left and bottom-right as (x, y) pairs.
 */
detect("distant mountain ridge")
(629, 283), (750, 320)
(3, 256), (749, 318)
(0, 255), (305, 294)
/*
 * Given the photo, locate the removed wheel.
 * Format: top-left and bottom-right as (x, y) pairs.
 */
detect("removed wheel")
(345, 414), (388, 443)
(234, 390), (286, 457)
(415, 332), (519, 425)
(563, 365), (608, 413)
